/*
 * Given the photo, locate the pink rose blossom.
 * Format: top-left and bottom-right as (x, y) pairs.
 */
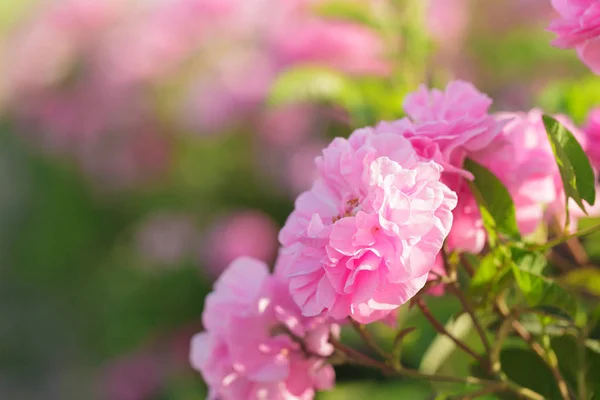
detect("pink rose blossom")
(448, 109), (568, 252)
(445, 109), (597, 251)
(476, 110), (560, 226)
(190, 257), (337, 400)
(398, 80), (505, 180)
(445, 188), (487, 253)
(278, 129), (457, 323)
(584, 108), (600, 170)
(370, 82), (503, 254)
(548, 0), (600, 74)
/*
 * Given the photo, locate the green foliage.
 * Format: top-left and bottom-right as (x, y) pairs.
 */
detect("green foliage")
(312, 0), (384, 29)
(469, 251), (509, 300)
(542, 115), (596, 217)
(551, 335), (600, 399)
(464, 159), (520, 244)
(511, 248), (547, 275)
(538, 77), (600, 124)
(268, 66), (364, 119)
(511, 264), (578, 317)
(559, 267), (600, 298)
(500, 348), (565, 400)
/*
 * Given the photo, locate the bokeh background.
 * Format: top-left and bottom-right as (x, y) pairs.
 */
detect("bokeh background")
(0, 0), (597, 399)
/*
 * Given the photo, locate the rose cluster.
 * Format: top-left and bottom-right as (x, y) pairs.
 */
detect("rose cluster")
(189, 80), (600, 399)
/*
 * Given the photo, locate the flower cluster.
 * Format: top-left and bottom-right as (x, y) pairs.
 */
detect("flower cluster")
(190, 257), (337, 400)
(190, 80), (600, 399)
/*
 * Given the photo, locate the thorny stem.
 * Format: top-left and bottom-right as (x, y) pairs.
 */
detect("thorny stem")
(577, 328), (588, 400)
(540, 219), (600, 263)
(330, 337), (544, 400)
(495, 300), (572, 400)
(490, 308), (519, 376)
(449, 283), (491, 355)
(348, 318), (388, 360)
(449, 385), (508, 400)
(460, 253), (476, 277)
(415, 296), (486, 365)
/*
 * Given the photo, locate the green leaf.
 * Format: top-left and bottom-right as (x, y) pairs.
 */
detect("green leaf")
(464, 159), (520, 243)
(500, 348), (565, 400)
(511, 248), (547, 275)
(550, 335), (600, 398)
(511, 265), (578, 317)
(268, 66), (362, 112)
(559, 267), (600, 297)
(542, 114), (596, 215)
(469, 252), (509, 298)
(312, 0), (384, 29)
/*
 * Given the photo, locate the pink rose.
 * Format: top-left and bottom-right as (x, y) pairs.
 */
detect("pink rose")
(449, 109), (565, 252)
(447, 109), (597, 251)
(394, 80), (505, 181)
(548, 0), (600, 74)
(445, 188), (487, 253)
(190, 257), (337, 400)
(278, 129), (457, 323)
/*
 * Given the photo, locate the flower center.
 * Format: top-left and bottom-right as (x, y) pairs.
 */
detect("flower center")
(332, 197), (361, 223)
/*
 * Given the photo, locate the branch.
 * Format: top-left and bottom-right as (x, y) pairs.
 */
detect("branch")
(349, 318), (388, 360)
(449, 283), (491, 355)
(495, 301), (572, 400)
(415, 296), (485, 365)
(538, 220), (600, 259)
(330, 337), (544, 400)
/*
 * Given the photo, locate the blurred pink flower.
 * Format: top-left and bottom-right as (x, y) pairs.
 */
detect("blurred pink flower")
(446, 109), (598, 250)
(549, 0), (600, 74)
(101, 351), (163, 400)
(278, 129), (457, 323)
(272, 20), (389, 75)
(3, 0), (122, 91)
(97, 0), (235, 86)
(584, 108), (600, 170)
(3, 0), (173, 190)
(475, 110), (560, 229)
(259, 105), (316, 147)
(190, 257), (337, 400)
(445, 189), (487, 253)
(182, 53), (276, 134)
(179, 0), (388, 132)
(135, 212), (198, 266)
(427, 0), (469, 50)
(202, 211), (279, 277)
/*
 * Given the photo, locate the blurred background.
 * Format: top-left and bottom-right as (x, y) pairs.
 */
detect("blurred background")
(0, 0), (596, 399)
